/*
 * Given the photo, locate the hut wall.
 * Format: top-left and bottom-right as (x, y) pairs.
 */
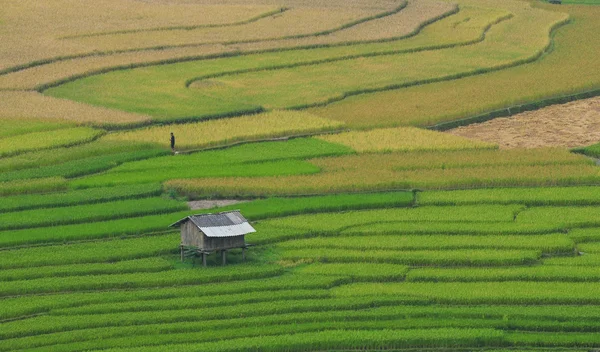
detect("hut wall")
(180, 221), (203, 247)
(202, 234), (245, 251)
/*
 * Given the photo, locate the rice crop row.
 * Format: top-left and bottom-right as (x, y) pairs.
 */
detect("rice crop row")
(342, 221), (564, 236)
(113, 138), (352, 172)
(263, 205), (525, 233)
(0, 2), (282, 69)
(167, 148), (597, 197)
(277, 234), (574, 254)
(0, 139), (161, 173)
(0, 117), (73, 138)
(507, 331), (600, 347)
(0, 149), (168, 182)
(10, 302), (600, 350)
(0, 321), (499, 352)
(103, 110), (344, 149)
(279, 248), (541, 266)
(573, 142), (600, 158)
(0, 183), (162, 212)
(51, 289), (331, 316)
(567, 228), (600, 243)
(68, 7), (384, 52)
(0, 274), (345, 321)
(169, 163), (600, 197)
(0, 234), (178, 269)
(203, 191), (414, 221)
(0, 197), (188, 231)
(0, 0), (462, 91)
(314, 148), (591, 172)
(0, 258), (173, 282)
(518, 206), (600, 228)
(41, 5), (511, 121)
(333, 281), (600, 304)
(406, 265), (600, 282)
(297, 263), (409, 281)
(0, 177), (67, 196)
(0, 296), (429, 339)
(543, 254), (600, 267)
(0, 127), (103, 157)
(0, 92), (152, 127)
(418, 186), (600, 206)
(71, 159), (321, 188)
(0, 264), (283, 297)
(0, 210), (192, 247)
(307, 2), (600, 129)
(23, 328), (506, 352)
(317, 126), (497, 152)
(163, 5), (565, 111)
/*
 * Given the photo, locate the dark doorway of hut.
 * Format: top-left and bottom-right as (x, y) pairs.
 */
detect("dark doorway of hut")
(170, 211), (256, 267)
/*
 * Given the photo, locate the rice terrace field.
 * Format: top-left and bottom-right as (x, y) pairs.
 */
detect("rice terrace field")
(1, 0), (600, 350)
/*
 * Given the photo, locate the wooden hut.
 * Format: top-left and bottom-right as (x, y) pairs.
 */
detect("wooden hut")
(170, 210), (255, 266)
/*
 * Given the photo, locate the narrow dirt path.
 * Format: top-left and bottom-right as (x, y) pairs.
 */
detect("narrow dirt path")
(188, 199), (249, 210)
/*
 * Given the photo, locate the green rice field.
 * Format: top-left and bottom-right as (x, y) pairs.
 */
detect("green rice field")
(1, 0), (600, 350)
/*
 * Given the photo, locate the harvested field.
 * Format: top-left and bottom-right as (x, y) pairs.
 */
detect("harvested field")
(446, 96), (600, 149)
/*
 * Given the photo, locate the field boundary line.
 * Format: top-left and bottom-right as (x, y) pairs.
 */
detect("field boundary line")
(59, 7), (289, 39)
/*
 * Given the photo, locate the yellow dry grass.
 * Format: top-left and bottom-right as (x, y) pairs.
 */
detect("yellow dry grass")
(103, 110), (345, 150)
(0, 92), (151, 126)
(0, 1), (279, 70)
(318, 126), (496, 152)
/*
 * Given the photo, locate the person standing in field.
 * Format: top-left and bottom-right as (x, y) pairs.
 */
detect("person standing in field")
(170, 132), (176, 154)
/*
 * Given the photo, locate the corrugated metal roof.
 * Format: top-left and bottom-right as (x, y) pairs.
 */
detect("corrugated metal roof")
(169, 210), (255, 237)
(200, 222), (256, 238)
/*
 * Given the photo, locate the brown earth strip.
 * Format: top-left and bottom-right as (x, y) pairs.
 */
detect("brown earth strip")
(446, 96), (600, 149)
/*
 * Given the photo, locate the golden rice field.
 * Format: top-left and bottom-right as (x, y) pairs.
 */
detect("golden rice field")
(2, 0), (600, 350)
(103, 110), (345, 150)
(318, 127), (496, 152)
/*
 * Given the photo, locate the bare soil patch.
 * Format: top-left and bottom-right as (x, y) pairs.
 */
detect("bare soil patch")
(446, 96), (600, 149)
(188, 199), (249, 210)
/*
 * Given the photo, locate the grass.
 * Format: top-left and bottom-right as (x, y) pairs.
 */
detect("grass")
(517, 206), (600, 228)
(102, 110), (345, 148)
(317, 126), (497, 152)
